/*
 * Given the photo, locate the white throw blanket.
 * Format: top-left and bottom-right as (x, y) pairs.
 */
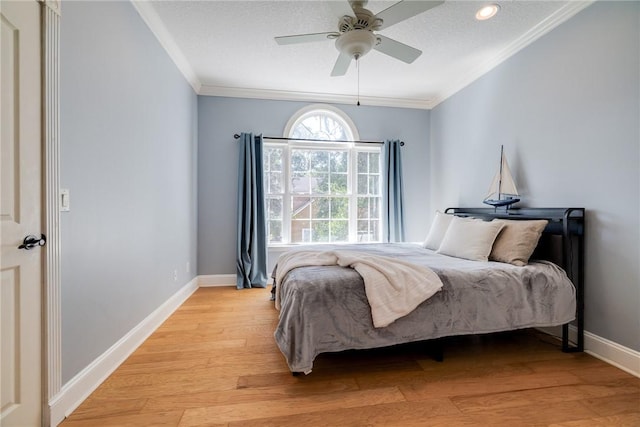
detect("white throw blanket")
(275, 250), (443, 328)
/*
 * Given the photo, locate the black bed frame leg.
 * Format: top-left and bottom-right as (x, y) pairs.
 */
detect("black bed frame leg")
(562, 321), (584, 353)
(562, 324), (570, 352)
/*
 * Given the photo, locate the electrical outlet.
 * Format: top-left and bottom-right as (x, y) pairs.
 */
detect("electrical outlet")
(186, 261), (190, 273)
(173, 269), (178, 282)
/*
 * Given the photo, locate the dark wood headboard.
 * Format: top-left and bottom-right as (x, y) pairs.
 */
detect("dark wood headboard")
(445, 207), (585, 352)
(444, 207), (584, 270)
(444, 207), (584, 235)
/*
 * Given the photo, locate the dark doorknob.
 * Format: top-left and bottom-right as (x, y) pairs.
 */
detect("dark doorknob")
(18, 234), (46, 250)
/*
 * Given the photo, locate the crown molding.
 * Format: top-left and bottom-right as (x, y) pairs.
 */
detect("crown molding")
(130, 1), (202, 94)
(198, 84), (433, 110)
(429, 0), (595, 108)
(131, 0), (594, 111)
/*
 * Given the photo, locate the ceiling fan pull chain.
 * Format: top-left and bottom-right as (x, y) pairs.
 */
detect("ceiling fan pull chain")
(357, 58), (360, 106)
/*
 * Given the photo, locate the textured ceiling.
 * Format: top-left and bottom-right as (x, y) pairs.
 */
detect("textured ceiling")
(137, 0), (593, 108)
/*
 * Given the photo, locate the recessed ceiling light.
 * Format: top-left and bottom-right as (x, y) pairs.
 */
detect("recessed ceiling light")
(476, 4), (500, 21)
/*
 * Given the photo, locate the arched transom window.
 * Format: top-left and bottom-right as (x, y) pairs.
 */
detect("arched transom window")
(287, 107), (356, 141)
(264, 105), (381, 244)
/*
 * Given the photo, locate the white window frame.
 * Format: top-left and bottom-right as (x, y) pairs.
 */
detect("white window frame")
(266, 105), (381, 246)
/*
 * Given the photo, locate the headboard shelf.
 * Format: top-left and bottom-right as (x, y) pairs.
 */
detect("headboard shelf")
(445, 206), (585, 353)
(444, 207), (584, 236)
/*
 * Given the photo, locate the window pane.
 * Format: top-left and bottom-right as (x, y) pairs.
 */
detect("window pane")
(312, 221), (329, 242)
(357, 197), (369, 219)
(298, 116), (321, 140)
(369, 152), (379, 173)
(331, 220), (349, 242)
(268, 220), (282, 243)
(368, 175), (379, 195)
(331, 173), (348, 194)
(311, 173), (329, 194)
(292, 197), (311, 219)
(291, 122), (312, 140)
(291, 172), (310, 194)
(370, 220), (380, 241)
(291, 150), (309, 171)
(357, 152), (367, 173)
(369, 196), (380, 219)
(331, 197), (348, 219)
(311, 151), (329, 172)
(357, 174), (368, 195)
(268, 197), (282, 219)
(269, 148), (283, 171)
(268, 172), (282, 193)
(291, 114), (350, 141)
(331, 151), (348, 172)
(311, 197), (330, 219)
(290, 220), (310, 243)
(357, 220), (371, 242)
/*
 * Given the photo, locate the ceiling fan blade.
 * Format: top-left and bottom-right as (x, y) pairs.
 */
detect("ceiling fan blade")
(376, 0), (444, 30)
(328, 0), (355, 18)
(374, 35), (422, 63)
(331, 52), (352, 76)
(274, 32), (337, 45)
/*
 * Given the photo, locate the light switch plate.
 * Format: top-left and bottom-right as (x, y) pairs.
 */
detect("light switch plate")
(60, 188), (70, 211)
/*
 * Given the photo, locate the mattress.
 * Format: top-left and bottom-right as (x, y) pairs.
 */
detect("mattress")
(273, 243), (576, 373)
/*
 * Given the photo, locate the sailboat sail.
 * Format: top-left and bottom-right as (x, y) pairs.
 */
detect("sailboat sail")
(499, 157), (519, 196)
(483, 146), (520, 207)
(485, 154), (518, 199)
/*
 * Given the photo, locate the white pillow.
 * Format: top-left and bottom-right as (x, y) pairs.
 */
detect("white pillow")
(423, 211), (454, 250)
(436, 216), (505, 261)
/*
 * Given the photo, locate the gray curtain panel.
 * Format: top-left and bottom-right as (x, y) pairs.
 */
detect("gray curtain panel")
(383, 139), (405, 242)
(236, 133), (268, 289)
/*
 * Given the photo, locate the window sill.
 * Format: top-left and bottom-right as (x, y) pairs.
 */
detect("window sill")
(268, 242), (382, 252)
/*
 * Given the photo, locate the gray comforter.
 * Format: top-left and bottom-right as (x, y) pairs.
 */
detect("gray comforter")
(274, 243), (576, 373)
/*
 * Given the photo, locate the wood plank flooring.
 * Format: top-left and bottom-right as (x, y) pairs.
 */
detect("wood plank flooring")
(60, 287), (640, 426)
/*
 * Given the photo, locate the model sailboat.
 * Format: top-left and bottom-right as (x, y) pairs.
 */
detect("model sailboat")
(483, 145), (520, 208)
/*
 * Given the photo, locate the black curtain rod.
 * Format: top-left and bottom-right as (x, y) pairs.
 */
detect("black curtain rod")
(233, 133), (404, 146)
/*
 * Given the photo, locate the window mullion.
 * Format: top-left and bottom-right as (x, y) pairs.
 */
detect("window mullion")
(283, 146), (292, 244)
(349, 150), (357, 243)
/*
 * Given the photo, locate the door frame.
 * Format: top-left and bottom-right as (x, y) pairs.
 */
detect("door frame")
(40, 0), (62, 425)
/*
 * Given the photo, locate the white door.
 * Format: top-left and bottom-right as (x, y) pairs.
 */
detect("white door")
(1, 1), (43, 426)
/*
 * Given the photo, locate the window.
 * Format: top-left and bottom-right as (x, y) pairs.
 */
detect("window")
(264, 105), (382, 245)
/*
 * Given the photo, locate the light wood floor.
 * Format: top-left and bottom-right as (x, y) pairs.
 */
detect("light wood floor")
(60, 287), (639, 427)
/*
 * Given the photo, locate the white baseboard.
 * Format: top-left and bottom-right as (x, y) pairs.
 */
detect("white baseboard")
(49, 277), (199, 426)
(583, 330), (640, 378)
(198, 274), (236, 287)
(198, 274), (274, 287)
(538, 325), (639, 378)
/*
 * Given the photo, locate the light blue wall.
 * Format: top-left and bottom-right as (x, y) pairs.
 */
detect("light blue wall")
(60, 1), (198, 382)
(431, 1), (639, 351)
(197, 97), (430, 274)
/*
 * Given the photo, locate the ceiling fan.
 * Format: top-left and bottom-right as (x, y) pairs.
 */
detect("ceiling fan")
(275, 0), (444, 77)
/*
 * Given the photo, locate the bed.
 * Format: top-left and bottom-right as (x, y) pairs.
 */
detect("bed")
(272, 207), (585, 374)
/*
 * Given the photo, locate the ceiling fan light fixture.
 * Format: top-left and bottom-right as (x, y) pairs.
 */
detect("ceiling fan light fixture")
(475, 4), (500, 21)
(335, 29), (377, 59)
